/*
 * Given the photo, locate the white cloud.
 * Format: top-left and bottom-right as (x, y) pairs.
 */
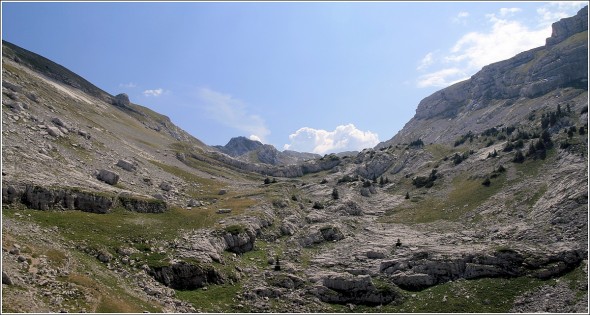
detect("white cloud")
(417, 68), (469, 88)
(143, 88), (164, 97)
(119, 82), (137, 88)
(417, 52), (435, 71)
(416, 5), (562, 88)
(537, 1), (587, 27)
(499, 7), (521, 17)
(283, 124), (380, 155)
(249, 135), (262, 142)
(452, 11), (470, 24)
(447, 17), (549, 70)
(197, 87), (270, 142)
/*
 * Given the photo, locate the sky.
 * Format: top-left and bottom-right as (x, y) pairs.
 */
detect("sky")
(2, 1), (587, 154)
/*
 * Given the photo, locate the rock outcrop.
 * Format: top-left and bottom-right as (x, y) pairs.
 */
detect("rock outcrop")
(118, 194), (168, 213)
(312, 273), (399, 306)
(149, 262), (224, 290)
(380, 248), (586, 290)
(2, 184), (113, 213)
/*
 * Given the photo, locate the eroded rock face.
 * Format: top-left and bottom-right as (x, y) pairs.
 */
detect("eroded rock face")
(546, 6), (588, 46)
(2, 184), (113, 213)
(118, 194), (168, 213)
(313, 273), (399, 306)
(380, 248), (586, 290)
(149, 262), (224, 290)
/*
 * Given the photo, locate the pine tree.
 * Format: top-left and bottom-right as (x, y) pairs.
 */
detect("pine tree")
(405, 192), (410, 199)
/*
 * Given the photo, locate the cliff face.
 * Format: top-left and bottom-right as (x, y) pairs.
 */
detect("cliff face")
(382, 6), (588, 146)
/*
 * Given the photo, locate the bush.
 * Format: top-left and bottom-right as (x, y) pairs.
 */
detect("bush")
(264, 177), (271, 185)
(513, 150), (525, 163)
(312, 201), (324, 209)
(482, 177), (491, 187)
(332, 188), (339, 200)
(409, 139), (424, 147)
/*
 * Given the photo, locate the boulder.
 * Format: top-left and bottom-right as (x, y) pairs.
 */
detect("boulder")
(46, 126), (63, 137)
(223, 229), (256, 254)
(97, 250), (113, 263)
(338, 200), (363, 216)
(159, 182), (174, 192)
(116, 159), (137, 172)
(97, 169), (119, 185)
(113, 93), (130, 107)
(2, 271), (13, 285)
(187, 199), (202, 207)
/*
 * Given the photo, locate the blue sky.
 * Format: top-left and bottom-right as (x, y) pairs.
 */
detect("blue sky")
(2, 1), (587, 154)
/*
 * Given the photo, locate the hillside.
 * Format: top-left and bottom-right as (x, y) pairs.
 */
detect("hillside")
(2, 7), (588, 314)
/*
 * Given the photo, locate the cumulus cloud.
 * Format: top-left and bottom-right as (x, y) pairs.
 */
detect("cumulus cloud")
(119, 82), (137, 88)
(143, 88), (164, 97)
(283, 124), (380, 155)
(416, 5), (567, 88)
(197, 87), (270, 142)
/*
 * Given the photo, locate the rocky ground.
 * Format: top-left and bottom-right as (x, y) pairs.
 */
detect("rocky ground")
(2, 8), (589, 313)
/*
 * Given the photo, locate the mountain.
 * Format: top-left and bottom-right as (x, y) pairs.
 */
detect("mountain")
(213, 136), (320, 165)
(2, 7), (588, 314)
(379, 6), (588, 147)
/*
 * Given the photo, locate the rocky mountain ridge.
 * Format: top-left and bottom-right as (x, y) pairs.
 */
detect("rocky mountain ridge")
(2, 7), (588, 314)
(213, 136), (320, 166)
(380, 5), (588, 147)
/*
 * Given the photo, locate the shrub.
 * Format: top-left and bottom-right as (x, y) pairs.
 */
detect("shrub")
(264, 177), (271, 185)
(409, 139), (424, 148)
(332, 188), (339, 200)
(513, 150), (525, 163)
(482, 177), (491, 187)
(312, 201), (324, 209)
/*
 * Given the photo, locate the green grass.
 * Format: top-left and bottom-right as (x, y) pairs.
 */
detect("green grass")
(175, 282), (244, 312)
(3, 205), (219, 252)
(381, 172), (506, 224)
(514, 148), (555, 177)
(425, 143), (456, 161)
